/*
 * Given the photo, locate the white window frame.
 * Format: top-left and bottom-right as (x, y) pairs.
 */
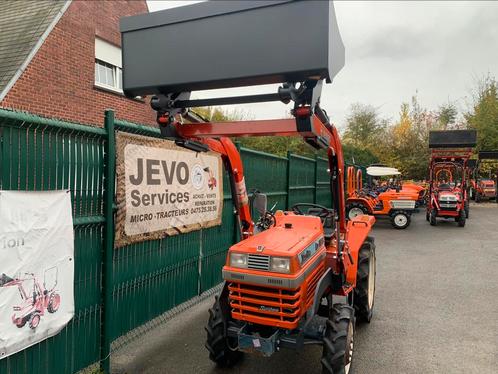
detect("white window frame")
(95, 59), (123, 93)
(94, 38), (123, 94)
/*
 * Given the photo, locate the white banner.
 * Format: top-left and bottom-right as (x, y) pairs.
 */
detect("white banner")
(0, 191), (74, 359)
(115, 133), (223, 247)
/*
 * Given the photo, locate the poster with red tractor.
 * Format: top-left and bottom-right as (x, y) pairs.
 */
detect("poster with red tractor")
(0, 191), (74, 360)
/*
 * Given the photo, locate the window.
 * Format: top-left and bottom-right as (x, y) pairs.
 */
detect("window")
(94, 38), (123, 93)
(95, 59), (122, 91)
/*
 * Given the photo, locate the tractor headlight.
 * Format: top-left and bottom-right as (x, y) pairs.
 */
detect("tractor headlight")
(270, 257), (290, 274)
(230, 253), (248, 268)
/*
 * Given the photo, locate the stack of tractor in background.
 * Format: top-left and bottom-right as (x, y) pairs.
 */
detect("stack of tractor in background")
(468, 151), (498, 203)
(345, 129), (498, 230)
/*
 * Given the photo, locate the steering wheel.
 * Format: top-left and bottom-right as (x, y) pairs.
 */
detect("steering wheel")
(291, 203), (331, 219)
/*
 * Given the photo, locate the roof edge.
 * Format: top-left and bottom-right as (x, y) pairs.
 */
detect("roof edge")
(0, 0), (73, 102)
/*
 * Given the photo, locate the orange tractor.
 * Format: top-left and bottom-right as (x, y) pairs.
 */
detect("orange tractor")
(345, 166), (418, 229)
(469, 151), (498, 203)
(121, 1), (376, 372)
(427, 130), (476, 226)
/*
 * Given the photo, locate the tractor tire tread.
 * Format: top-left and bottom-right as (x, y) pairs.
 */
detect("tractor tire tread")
(321, 304), (355, 374)
(353, 241), (375, 323)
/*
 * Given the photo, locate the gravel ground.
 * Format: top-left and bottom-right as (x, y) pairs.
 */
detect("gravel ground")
(112, 202), (498, 374)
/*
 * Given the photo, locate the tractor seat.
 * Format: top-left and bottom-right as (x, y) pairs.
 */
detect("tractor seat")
(306, 208), (336, 244)
(438, 183), (451, 191)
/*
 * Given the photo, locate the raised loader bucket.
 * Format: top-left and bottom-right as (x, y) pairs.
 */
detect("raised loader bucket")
(120, 0), (345, 97)
(478, 151), (498, 160)
(429, 130), (477, 148)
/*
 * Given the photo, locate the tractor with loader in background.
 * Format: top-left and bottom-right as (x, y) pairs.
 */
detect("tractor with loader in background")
(120, 1), (376, 372)
(427, 130), (476, 226)
(345, 165), (418, 229)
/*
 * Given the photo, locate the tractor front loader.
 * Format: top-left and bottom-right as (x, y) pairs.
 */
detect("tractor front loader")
(120, 1), (376, 372)
(427, 130), (476, 226)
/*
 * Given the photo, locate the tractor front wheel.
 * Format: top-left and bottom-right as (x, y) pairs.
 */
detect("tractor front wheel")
(390, 211), (410, 229)
(457, 209), (466, 227)
(475, 192), (481, 203)
(205, 293), (242, 367)
(346, 203), (368, 220)
(464, 200), (469, 219)
(29, 313), (40, 329)
(15, 317), (27, 328)
(354, 238), (376, 323)
(429, 209), (437, 226)
(321, 304), (355, 374)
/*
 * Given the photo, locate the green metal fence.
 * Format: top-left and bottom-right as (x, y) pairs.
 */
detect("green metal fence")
(0, 108), (347, 374)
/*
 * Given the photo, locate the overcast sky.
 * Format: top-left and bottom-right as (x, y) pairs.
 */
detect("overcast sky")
(146, 1), (498, 129)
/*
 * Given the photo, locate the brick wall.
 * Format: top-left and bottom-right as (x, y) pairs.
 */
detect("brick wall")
(1, 0), (157, 126)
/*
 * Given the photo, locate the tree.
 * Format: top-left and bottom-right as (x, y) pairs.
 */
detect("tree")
(377, 97), (433, 180)
(465, 75), (498, 152)
(436, 103), (458, 129)
(343, 103), (386, 149)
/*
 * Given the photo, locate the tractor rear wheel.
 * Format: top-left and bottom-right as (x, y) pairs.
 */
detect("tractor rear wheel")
(390, 210), (410, 229)
(429, 209), (437, 226)
(205, 292), (242, 367)
(353, 238), (376, 323)
(48, 292), (61, 313)
(457, 209), (466, 227)
(321, 304), (355, 374)
(346, 203), (368, 220)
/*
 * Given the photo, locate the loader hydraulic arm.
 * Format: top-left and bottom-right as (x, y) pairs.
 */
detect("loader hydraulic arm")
(160, 105), (348, 236)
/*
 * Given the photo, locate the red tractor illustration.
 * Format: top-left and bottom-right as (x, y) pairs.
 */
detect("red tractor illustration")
(0, 269), (61, 329)
(203, 167), (217, 190)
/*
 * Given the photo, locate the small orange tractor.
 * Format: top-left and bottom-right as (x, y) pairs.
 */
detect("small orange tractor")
(121, 1), (376, 372)
(469, 151), (498, 203)
(345, 166), (418, 229)
(427, 130), (476, 226)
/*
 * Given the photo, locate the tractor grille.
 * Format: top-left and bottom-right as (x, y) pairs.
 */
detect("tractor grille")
(247, 254), (270, 271)
(228, 282), (302, 329)
(228, 261), (325, 330)
(439, 200), (457, 210)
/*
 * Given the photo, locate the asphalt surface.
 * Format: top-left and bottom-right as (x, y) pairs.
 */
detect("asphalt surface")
(112, 203), (498, 374)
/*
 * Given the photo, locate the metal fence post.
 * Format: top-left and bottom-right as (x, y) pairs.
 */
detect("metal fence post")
(286, 151), (291, 210)
(314, 154), (319, 204)
(101, 110), (116, 374)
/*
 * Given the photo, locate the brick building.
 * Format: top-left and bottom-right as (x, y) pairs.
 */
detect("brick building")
(0, 0), (157, 126)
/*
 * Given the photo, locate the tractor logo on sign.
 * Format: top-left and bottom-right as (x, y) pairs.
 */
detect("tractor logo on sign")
(191, 165), (205, 190)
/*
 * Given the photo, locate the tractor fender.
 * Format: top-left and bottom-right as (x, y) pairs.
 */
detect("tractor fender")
(345, 215), (375, 287)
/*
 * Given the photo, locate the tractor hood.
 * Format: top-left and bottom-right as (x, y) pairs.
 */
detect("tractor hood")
(230, 214), (323, 257)
(438, 191), (461, 201)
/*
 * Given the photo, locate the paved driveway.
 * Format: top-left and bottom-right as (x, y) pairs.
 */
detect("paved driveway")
(112, 203), (498, 374)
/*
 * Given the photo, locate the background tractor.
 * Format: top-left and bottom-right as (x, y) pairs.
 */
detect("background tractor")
(469, 151), (498, 203)
(427, 130), (476, 227)
(120, 1), (377, 372)
(345, 165), (418, 229)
